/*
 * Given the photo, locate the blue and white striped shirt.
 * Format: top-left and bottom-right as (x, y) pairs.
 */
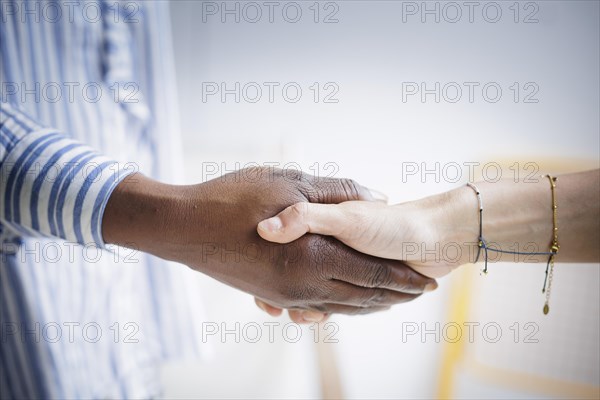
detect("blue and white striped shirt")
(1, 1), (205, 398)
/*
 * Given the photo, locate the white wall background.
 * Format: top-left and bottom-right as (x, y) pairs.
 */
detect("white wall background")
(163, 1), (599, 398)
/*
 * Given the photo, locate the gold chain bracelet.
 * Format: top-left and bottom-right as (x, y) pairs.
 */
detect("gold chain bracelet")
(542, 174), (559, 315)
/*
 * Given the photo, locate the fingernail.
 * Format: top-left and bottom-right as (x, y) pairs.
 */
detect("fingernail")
(301, 311), (325, 323)
(424, 282), (438, 292)
(258, 217), (282, 233)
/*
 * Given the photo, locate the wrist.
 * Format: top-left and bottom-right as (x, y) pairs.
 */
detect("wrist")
(413, 186), (480, 265)
(474, 179), (553, 262)
(101, 173), (190, 257)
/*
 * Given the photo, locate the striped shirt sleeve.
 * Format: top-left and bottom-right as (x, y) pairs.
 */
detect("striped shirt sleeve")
(0, 102), (134, 248)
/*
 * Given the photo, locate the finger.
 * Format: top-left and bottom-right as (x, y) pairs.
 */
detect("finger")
(334, 257), (437, 295)
(287, 310), (328, 324)
(411, 264), (459, 279)
(257, 202), (345, 244)
(313, 303), (391, 316)
(327, 280), (421, 307)
(255, 298), (283, 317)
(305, 176), (375, 203)
(313, 236), (438, 295)
(256, 299), (328, 323)
(288, 304), (388, 318)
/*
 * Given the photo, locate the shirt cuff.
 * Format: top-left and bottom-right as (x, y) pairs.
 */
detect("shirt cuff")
(0, 129), (135, 248)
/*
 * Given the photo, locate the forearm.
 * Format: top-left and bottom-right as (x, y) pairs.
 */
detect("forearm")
(423, 170), (600, 264)
(101, 173), (199, 261)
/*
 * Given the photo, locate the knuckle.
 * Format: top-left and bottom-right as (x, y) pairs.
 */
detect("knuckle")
(301, 185), (322, 203)
(311, 177), (360, 203)
(397, 266), (417, 291)
(283, 168), (304, 182)
(307, 236), (340, 279)
(290, 202), (309, 220)
(297, 183), (318, 202)
(240, 166), (261, 179)
(339, 178), (361, 200)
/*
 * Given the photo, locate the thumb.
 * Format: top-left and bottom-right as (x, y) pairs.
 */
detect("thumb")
(257, 202), (345, 243)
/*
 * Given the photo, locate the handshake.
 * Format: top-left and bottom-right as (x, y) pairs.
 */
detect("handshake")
(103, 166), (553, 323)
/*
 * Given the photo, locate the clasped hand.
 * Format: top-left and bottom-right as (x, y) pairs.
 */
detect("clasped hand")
(105, 168), (599, 324)
(104, 167), (439, 323)
(254, 189), (471, 322)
